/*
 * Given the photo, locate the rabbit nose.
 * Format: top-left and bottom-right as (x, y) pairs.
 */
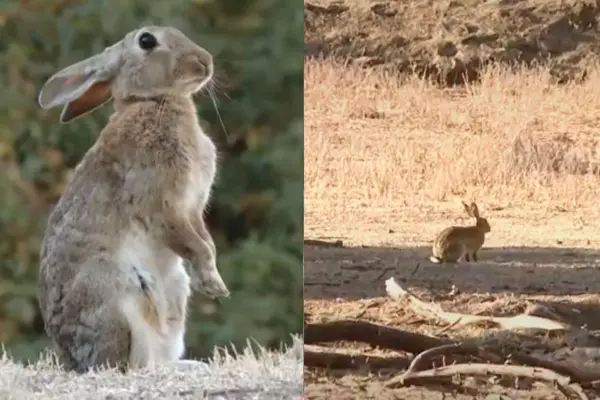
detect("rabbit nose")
(199, 59), (213, 79)
(193, 50), (213, 78)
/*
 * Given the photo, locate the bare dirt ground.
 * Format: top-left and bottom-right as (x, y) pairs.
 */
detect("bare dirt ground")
(305, 0), (600, 84)
(303, 37), (600, 399)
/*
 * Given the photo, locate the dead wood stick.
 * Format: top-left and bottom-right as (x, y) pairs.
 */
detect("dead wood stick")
(304, 320), (600, 384)
(438, 317), (463, 334)
(405, 342), (600, 385)
(304, 320), (452, 353)
(390, 363), (571, 386)
(385, 277), (570, 330)
(303, 239), (344, 247)
(304, 349), (410, 370)
(505, 351), (600, 385)
(386, 363), (587, 400)
(394, 363), (570, 385)
(402, 343), (504, 375)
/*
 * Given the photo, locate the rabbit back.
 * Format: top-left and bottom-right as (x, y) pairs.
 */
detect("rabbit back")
(431, 226), (485, 262)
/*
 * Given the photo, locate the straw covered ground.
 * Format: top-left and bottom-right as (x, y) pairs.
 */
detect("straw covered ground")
(0, 337), (303, 400)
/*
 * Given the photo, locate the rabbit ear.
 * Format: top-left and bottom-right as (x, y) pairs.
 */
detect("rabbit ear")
(38, 41), (124, 123)
(57, 80), (112, 123)
(470, 202), (480, 218)
(461, 201), (472, 216)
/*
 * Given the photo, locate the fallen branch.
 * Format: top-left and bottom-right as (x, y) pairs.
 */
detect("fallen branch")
(304, 348), (409, 370)
(304, 281), (340, 286)
(304, 320), (451, 353)
(399, 342), (600, 386)
(385, 277), (571, 331)
(386, 363), (588, 400)
(304, 320), (600, 384)
(351, 299), (386, 319)
(303, 239), (344, 247)
(505, 350), (600, 385)
(401, 343), (504, 376)
(304, 1), (349, 15)
(392, 362), (570, 385)
(437, 317), (462, 334)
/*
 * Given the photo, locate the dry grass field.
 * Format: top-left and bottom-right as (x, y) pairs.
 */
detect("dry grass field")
(0, 337), (303, 400)
(303, 58), (600, 399)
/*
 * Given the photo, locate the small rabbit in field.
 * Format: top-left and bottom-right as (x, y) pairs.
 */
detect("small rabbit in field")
(36, 26), (230, 373)
(429, 202), (491, 264)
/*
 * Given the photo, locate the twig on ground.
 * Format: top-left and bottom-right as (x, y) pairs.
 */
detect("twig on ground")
(386, 362), (588, 400)
(397, 341), (598, 386)
(401, 343), (503, 376)
(408, 262), (421, 280)
(304, 281), (340, 286)
(373, 266), (396, 282)
(352, 298), (386, 319)
(304, 319), (600, 384)
(303, 239), (344, 247)
(438, 317), (463, 334)
(304, 348), (410, 370)
(385, 277), (570, 330)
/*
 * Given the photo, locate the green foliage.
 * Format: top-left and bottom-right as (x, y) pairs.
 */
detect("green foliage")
(0, 0), (303, 361)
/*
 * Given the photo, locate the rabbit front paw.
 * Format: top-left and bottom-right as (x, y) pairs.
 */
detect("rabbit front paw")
(196, 258), (230, 298)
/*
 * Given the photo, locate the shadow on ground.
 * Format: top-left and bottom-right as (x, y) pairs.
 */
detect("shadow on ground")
(304, 242), (600, 398)
(304, 243), (600, 301)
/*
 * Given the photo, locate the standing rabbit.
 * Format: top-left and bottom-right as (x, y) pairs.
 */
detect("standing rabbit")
(429, 202), (491, 264)
(36, 26), (230, 373)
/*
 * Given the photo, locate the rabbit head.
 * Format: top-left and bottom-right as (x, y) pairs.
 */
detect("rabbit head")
(462, 201), (491, 233)
(38, 26), (213, 123)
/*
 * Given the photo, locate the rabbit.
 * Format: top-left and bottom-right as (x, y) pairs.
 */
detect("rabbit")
(36, 26), (230, 373)
(429, 202), (491, 264)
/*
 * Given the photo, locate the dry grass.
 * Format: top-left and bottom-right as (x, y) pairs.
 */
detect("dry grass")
(0, 337), (303, 400)
(305, 58), (600, 246)
(305, 58), (600, 206)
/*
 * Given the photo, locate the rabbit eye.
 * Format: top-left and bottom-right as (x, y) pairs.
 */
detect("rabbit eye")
(138, 32), (158, 51)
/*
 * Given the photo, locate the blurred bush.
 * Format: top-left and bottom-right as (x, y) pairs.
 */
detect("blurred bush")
(0, 0), (303, 361)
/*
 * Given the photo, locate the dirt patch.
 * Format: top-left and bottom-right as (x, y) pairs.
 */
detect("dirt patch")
(304, 243), (600, 399)
(304, 0), (600, 84)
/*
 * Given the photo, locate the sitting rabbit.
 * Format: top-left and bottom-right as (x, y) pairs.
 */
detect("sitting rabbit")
(36, 26), (229, 373)
(430, 201), (491, 264)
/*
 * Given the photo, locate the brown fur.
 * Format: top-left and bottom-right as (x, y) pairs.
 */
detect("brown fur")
(37, 26), (229, 373)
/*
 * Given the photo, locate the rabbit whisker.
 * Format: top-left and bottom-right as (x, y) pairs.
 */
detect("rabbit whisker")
(208, 89), (229, 140)
(207, 67), (233, 97)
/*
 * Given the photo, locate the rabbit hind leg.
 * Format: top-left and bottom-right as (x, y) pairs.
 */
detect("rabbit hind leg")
(442, 243), (463, 263)
(162, 261), (192, 362)
(46, 295), (132, 373)
(120, 284), (170, 369)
